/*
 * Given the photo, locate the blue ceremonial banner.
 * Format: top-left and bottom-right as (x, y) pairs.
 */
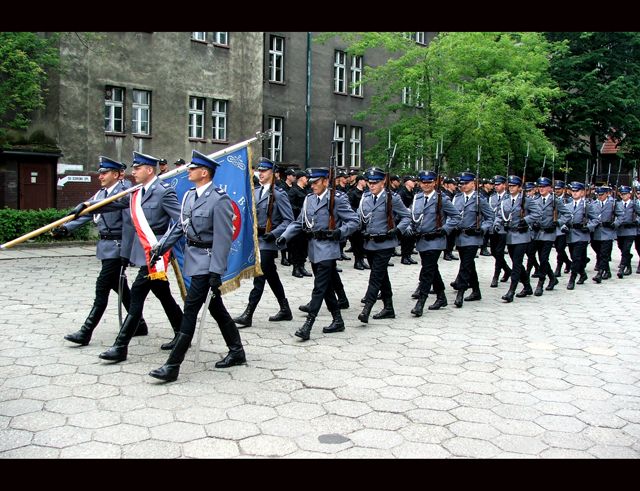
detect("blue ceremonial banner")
(167, 144), (261, 295)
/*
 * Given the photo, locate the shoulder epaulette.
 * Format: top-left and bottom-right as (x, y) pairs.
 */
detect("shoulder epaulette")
(160, 181), (171, 188)
(215, 187), (227, 195)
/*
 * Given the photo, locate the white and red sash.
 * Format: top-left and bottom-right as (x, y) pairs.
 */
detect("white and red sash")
(130, 188), (170, 281)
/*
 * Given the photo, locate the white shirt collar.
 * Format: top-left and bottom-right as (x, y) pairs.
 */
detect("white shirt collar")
(143, 176), (158, 192)
(316, 189), (329, 202)
(425, 190), (436, 200)
(196, 181), (213, 198)
(261, 183), (271, 193)
(105, 182), (119, 195)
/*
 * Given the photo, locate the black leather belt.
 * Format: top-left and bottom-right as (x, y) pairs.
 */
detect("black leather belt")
(257, 227), (266, 236)
(363, 232), (395, 243)
(100, 234), (122, 240)
(622, 223), (638, 229)
(187, 239), (211, 249)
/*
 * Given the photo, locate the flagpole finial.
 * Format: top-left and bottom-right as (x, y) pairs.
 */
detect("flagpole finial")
(257, 130), (273, 141)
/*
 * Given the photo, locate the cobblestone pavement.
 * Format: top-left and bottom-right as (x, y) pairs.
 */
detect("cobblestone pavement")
(1, 243), (640, 458)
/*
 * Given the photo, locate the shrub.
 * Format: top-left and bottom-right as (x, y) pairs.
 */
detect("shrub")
(0, 207), (95, 245)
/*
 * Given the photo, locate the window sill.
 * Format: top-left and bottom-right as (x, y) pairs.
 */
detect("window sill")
(269, 80), (286, 86)
(133, 134), (152, 139)
(191, 39), (208, 45)
(189, 138), (207, 143)
(211, 139), (228, 144)
(104, 132), (126, 138)
(213, 43), (230, 49)
(350, 94), (364, 99)
(333, 92), (348, 97)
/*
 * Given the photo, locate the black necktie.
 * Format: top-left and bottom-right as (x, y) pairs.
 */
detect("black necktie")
(317, 195), (321, 205)
(542, 197), (546, 206)
(512, 198), (515, 207)
(574, 202), (577, 211)
(465, 196), (469, 204)
(141, 188), (146, 198)
(373, 195), (378, 206)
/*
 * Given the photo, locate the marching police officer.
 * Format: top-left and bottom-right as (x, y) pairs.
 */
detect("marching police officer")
(288, 170), (312, 278)
(398, 175), (418, 265)
(409, 170), (462, 316)
(451, 171), (495, 308)
(565, 181), (600, 289)
(488, 175), (512, 287)
(357, 167), (411, 323)
(531, 176), (571, 294)
(233, 157), (294, 328)
(70, 151), (184, 361)
(148, 151), (246, 381)
(614, 185), (640, 278)
(276, 168), (359, 341)
(493, 175), (542, 302)
(553, 181), (573, 277)
(634, 184), (640, 273)
(347, 175), (369, 270)
(53, 157), (148, 345)
(591, 185), (620, 283)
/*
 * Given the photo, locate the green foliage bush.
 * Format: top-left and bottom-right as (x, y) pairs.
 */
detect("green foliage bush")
(0, 207), (95, 244)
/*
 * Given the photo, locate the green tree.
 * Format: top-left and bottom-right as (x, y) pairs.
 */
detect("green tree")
(545, 32), (640, 173)
(0, 32), (60, 140)
(319, 32), (563, 178)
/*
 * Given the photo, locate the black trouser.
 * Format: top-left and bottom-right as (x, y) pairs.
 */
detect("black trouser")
(363, 248), (394, 303)
(289, 233), (308, 267)
(568, 241), (588, 275)
(591, 239), (613, 271)
(482, 232), (490, 250)
(332, 265), (347, 300)
(400, 234), (416, 258)
(308, 260), (339, 315)
(92, 258), (132, 321)
(617, 236), (635, 268)
(533, 240), (554, 281)
(525, 240), (539, 272)
(248, 249), (286, 304)
(178, 274), (240, 349)
(507, 243), (530, 286)
(446, 230), (457, 254)
(555, 233), (570, 269)
(490, 233), (510, 275)
(456, 245), (479, 291)
(417, 250), (445, 296)
(635, 234), (640, 258)
(128, 266), (183, 330)
(350, 230), (366, 262)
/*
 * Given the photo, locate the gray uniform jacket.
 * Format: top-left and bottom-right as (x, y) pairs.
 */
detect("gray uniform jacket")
(66, 180), (131, 260)
(411, 192), (462, 252)
(255, 185), (294, 252)
(91, 178), (181, 267)
(494, 194), (543, 245)
(613, 199), (640, 237)
(566, 199), (600, 244)
(593, 198), (621, 241)
(156, 185), (234, 277)
(489, 192), (508, 235)
(533, 195), (571, 242)
(359, 190), (411, 251)
(452, 192), (495, 247)
(281, 191), (359, 263)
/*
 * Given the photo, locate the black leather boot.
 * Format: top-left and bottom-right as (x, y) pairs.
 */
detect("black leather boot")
(133, 318), (148, 337)
(337, 294), (350, 310)
(358, 302), (375, 323)
(281, 255), (291, 266)
(295, 314), (316, 341)
(464, 288), (482, 301)
(454, 289), (465, 308)
(292, 265), (304, 278)
(233, 301), (258, 328)
(354, 259), (365, 270)
(516, 283), (533, 298)
(545, 271), (558, 291)
(567, 273), (576, 290)
(215, 320), (246, 368)
(490, 273), (499, 288)
(592, 270), (603, 284)
(372, 297), (395, 319)
(64, 305), (104, 345)
(299, 265), (312, 277)
(428, 292), (448, 310)
(501, 283), (518, 303)
(411, 295), (428, 317)
(323, 310), (345, 333)
(602, 268), (611, 280)
(161, 328), (180, 351)
(149, 332), (192, 382)
(98, 314), (139, 362)
(577, 272), (588, 284)
(623, 265), (632, 276)
(299, 302), (311, 313)
(500, 267), (511, 282)
(269, 298), (293, 322)
(534, 279), (545, 296)
(411, 286), (421, 299)
(554, 263), (562, 278)
(480, 246), (492, 256)
(564, 261), (572, 274)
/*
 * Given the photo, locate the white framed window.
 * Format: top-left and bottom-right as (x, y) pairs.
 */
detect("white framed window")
(414, 85), (424, 108)
(213, 32), (228, 46)
(403, 32), (413, 40)
(350, 126), (362, 167)
(269, 35), (284, 83)
(192, 32), (206, 42)
(334, 123), (346, 166)
(402, 86), (413, 106)
(212, 99), (227, 141)
(104, 86), (124, 133)
(334, 50), (346, 94)
(350, 55), (363, 97)
(415, 32), (426, 45)
(267, 116), (283, 162)
(132, 90), (150, 136)
(188, 96), (205, 139)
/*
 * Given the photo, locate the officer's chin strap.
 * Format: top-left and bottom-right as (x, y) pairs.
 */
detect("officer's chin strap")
(194, 288), (215, 365)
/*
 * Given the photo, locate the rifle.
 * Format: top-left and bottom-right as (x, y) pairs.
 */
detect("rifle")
(506, 152), (510, 177)
(583, 158), (590, 226)
(540, 155), (546, 178)
(385, 131), (397, 231)
(328, 121), (338, 230)
(615, 158), (623, 200)
(520, 142), (529, 218)
(476, 145), (481, 231)
(436, 137), (444, 228)
(552, 155), (558, 222)
(1, 130), (273, 249)
(264, 164), (277, 233)
(607, 159), (612, 188)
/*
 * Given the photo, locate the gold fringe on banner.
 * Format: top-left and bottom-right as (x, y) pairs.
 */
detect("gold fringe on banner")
(247, 145), (264, 278)
(147, 271), (168, 281)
